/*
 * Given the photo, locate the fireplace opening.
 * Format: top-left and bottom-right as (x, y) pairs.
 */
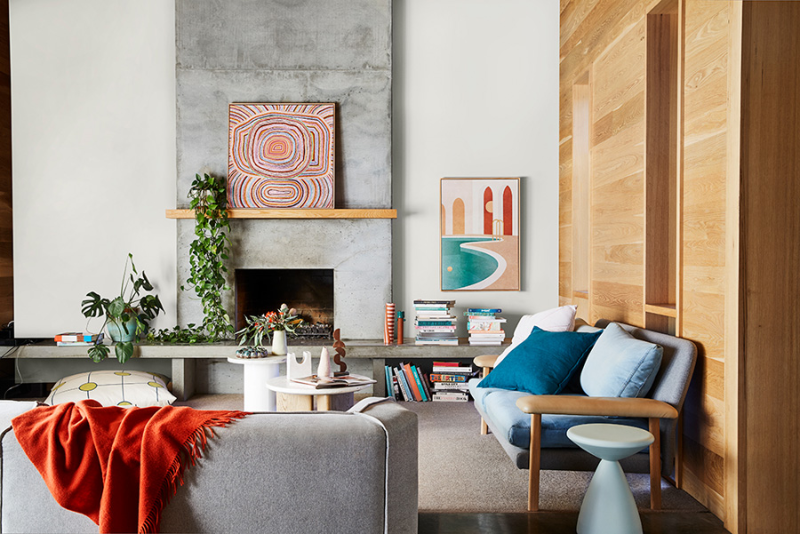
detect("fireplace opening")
(234, 269), (334, 339)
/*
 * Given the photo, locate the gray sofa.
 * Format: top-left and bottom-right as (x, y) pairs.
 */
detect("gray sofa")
(469, 320), (697, 510)
(0, 400), (418, 534)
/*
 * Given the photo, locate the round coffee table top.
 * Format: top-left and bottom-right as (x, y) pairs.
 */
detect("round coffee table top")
(265, 375), (370, 396)
(227, 355), (286, 366)
(567, 423), (654, 462)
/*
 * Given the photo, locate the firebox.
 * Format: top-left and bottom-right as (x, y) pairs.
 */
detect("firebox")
(234, 269), (334, 339)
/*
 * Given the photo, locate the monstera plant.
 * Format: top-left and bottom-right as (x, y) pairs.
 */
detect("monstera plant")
(81, 253), (164, 363)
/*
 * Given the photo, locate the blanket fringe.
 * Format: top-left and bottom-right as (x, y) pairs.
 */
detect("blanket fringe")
(139, 412), (249, 534)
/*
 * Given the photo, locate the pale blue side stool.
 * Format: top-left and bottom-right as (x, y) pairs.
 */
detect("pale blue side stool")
(567, 423), (655, 534)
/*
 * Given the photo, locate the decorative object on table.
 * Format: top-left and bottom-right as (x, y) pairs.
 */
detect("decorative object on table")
(44, 370), (176, 408)
(236, 303), (303, 357)
(317, 347), (333, 378)
(54, 332), (104, 346)
(466, 307), (507, 346)
(384, 303), (395, 344)
(332, 328), (347, 375)
(287, 351), (313, 381)
(440, 177), (520, 291)
(290, 373), (376, 389)
(234, 346), (270, 359)
(413, 299), (458, 346)
(228, 103), (335, 209)
(80, 253), (165, 364)
(396, 311), (404, 345)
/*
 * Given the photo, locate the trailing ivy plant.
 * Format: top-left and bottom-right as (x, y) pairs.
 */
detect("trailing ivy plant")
(149, 173), (234, 344)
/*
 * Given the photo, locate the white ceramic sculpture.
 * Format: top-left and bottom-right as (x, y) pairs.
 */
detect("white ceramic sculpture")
(287, 351), (313, 380)
(317, 347), (333, 378)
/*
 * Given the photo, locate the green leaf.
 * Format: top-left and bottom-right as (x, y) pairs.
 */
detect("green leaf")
(115, 342), (134, 364)
(108, 296), (126, 318)
(88, 344), (110, 363)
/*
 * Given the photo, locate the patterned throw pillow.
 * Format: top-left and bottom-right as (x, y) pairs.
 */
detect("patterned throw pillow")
(45, 370), (176, 408)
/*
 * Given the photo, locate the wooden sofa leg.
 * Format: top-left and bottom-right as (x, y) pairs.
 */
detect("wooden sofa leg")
(528, 413), (542, 512)
(480, 367), (491, 435)
(649, 417), (662, 510)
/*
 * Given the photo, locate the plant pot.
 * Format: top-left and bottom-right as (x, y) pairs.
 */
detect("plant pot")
(107, 316), (138, 343)
(271, 330), (288, 356)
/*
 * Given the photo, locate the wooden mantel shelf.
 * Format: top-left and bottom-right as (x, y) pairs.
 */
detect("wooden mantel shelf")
(166, 209), (397, 219)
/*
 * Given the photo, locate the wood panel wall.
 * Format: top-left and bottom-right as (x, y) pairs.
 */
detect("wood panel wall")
(0, 0), (12, 328)
(560, 0), (735, 527)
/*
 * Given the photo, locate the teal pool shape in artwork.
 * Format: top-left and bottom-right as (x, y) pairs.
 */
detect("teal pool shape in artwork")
(441, 237), (499, 290)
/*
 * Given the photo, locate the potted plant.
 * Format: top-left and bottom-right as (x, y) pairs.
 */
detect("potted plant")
(236, 304), (303, 357)
(81, 253), (164, 363)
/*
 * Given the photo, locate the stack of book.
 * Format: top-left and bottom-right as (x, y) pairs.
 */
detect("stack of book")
(465, 308), (506, 346)
(414, 299), (458, 346)
(384, 362), (432, 402)
(429, 361), (473, 402)
(54, 332), (104, 347)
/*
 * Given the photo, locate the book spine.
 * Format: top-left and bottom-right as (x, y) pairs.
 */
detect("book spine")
(384, 366), (394, 399)
(432, 361), (460, 367)
(432, 366), (472, 373)
(410, 365), (428, 402)
(403, 363), (423, 401)
(430, 373), (468, 382)
(467, 308), (502, 313)
(420, 370), (434, 400)
(393, 368), (411, 401)
(432, 392), (470, 402)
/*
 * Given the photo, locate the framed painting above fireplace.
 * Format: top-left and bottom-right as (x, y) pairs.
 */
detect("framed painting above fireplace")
(440, 177), (520, 291)
(228, 103), (335, 209)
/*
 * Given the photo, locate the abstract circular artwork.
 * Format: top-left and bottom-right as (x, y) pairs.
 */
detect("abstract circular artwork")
(228, 103), (335, 208)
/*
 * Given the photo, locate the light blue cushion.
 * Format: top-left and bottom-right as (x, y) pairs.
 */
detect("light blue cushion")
(479, 388), (648, 449)
(580, 322), (663, 398)
(477, 327), (602, 395)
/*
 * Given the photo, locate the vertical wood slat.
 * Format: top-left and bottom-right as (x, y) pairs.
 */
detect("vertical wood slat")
(739, 2), (800, 532)
(0, 0), (13, 328)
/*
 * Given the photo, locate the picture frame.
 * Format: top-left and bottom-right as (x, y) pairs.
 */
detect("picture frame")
(228, 103), (335, 209)
(440, 177), (521, 291)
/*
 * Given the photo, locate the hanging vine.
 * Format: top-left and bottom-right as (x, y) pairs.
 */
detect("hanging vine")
(150, 173), (233, 343)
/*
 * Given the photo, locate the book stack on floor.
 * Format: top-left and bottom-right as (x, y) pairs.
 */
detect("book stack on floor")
(465, 308), (506, 346)
(54, 332), (104, 347)
(414, 299), (458, 346)
(429, 361), (473, 402)
(384, 362), (432, 402)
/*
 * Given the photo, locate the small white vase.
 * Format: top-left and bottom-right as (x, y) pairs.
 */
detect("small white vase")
(271, 330), (288, 356)
(317, 347), (332, 378)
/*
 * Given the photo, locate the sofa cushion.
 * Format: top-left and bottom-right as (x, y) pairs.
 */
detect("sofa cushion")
(44, 370), (176, 407)
(478, 327), (602, 395)
(480, 388), (649, 449)
(495, 305), (578, 366)
(581, 322), (663, 398)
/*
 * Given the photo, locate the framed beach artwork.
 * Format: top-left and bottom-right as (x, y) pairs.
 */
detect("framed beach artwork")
(440, 177), (520, 291)
(228, 103), (335, 209)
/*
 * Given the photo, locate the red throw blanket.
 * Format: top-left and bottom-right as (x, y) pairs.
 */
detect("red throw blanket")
(12, 400), (248, 534)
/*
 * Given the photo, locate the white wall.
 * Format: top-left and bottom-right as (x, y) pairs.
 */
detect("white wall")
(393, 0), (560, 332)
(11, 0), (177, 337)
(9, 0), (558, 339)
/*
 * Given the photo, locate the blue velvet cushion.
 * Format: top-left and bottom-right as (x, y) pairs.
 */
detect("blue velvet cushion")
(580, 322), (663, 398)
(477, 327), (602, 395)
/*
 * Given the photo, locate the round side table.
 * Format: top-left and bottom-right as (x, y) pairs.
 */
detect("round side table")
(265, 375), (370, 412)
(227, 356), (286, 411)
(567, 423), (654, 534)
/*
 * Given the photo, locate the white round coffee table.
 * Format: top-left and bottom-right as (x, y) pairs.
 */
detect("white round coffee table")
(227, 355), (286, 411)
(265, 375), (370, 412)
(567, 423), (655, 534)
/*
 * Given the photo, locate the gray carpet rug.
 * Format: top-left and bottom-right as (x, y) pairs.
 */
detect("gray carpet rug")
(176, 395), (707, 513)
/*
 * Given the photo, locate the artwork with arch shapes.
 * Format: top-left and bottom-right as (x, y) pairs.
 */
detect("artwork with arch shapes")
(440, 177), (520, 291)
